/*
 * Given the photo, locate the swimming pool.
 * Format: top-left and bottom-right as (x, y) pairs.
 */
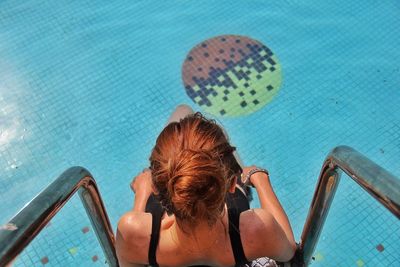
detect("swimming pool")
(0, 0), (399, 266)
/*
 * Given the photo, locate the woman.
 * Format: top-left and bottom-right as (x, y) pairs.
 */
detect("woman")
(116, 105), (296, 267)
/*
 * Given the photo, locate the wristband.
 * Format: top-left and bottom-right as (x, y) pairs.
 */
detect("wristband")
(241, 167), (269, 187)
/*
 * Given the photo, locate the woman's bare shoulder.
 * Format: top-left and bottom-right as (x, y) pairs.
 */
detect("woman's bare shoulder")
(240, 209), (276, 236)
(240, 209), (289, 260)
(116, 211), (152, 264)
(118, 211), (151, 236)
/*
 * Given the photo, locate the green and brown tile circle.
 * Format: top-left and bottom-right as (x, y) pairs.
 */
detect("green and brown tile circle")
(182, 35), (282, 117)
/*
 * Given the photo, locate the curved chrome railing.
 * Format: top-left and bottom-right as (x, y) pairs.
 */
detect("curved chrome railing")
(296, 146), (400, 266)
(0, 167), (118, 266)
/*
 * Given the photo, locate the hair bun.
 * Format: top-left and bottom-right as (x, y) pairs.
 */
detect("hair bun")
(167, 149), (226, 224)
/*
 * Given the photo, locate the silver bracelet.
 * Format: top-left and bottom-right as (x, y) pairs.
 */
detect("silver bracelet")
(241, 167), (269, 187)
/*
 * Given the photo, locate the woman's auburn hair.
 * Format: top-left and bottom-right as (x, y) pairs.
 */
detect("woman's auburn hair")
(150, 112), (242, 226)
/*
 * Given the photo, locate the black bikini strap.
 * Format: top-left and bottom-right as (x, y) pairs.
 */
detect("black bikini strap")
(146, 195), (163, 267)
(228, 207), (248, 266)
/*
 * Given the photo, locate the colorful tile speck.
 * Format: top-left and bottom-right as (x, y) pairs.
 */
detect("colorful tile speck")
(68, 247), (78, 256)
(356, 259), (365, 267)
(376, 243), (384, 252)
(40, 256), (49, 265)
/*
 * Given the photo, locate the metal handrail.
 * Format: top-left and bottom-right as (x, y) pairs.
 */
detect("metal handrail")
(0, 167), (118, 266)
(297, 146), (400, 266)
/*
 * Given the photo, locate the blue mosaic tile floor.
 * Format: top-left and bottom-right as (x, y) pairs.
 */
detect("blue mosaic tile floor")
(0, 1), (399, 266)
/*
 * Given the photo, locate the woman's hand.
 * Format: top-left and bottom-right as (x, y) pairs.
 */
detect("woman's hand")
(130, 168), (154, 197)
(131, 168), (155, 212)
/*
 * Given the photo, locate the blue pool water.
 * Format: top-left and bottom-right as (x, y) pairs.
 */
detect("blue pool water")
(0, 1), (399, 266)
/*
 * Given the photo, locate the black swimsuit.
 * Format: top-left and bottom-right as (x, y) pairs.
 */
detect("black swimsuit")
(145, 188), (250, 267)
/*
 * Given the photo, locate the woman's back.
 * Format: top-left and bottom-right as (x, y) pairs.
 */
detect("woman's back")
(117, 201), (281, 266)
(116, 107), (296, 266)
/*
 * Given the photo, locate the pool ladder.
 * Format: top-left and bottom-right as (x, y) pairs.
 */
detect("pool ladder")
(0, 146), (399, 266)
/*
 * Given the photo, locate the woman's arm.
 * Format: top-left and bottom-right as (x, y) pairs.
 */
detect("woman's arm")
(245, 166), (296, 259)
(130, 169), (153, 211)
(115, 169), (154, 266)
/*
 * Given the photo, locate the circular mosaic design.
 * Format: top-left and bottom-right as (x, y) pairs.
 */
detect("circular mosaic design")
(182, 35), (282, 117)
